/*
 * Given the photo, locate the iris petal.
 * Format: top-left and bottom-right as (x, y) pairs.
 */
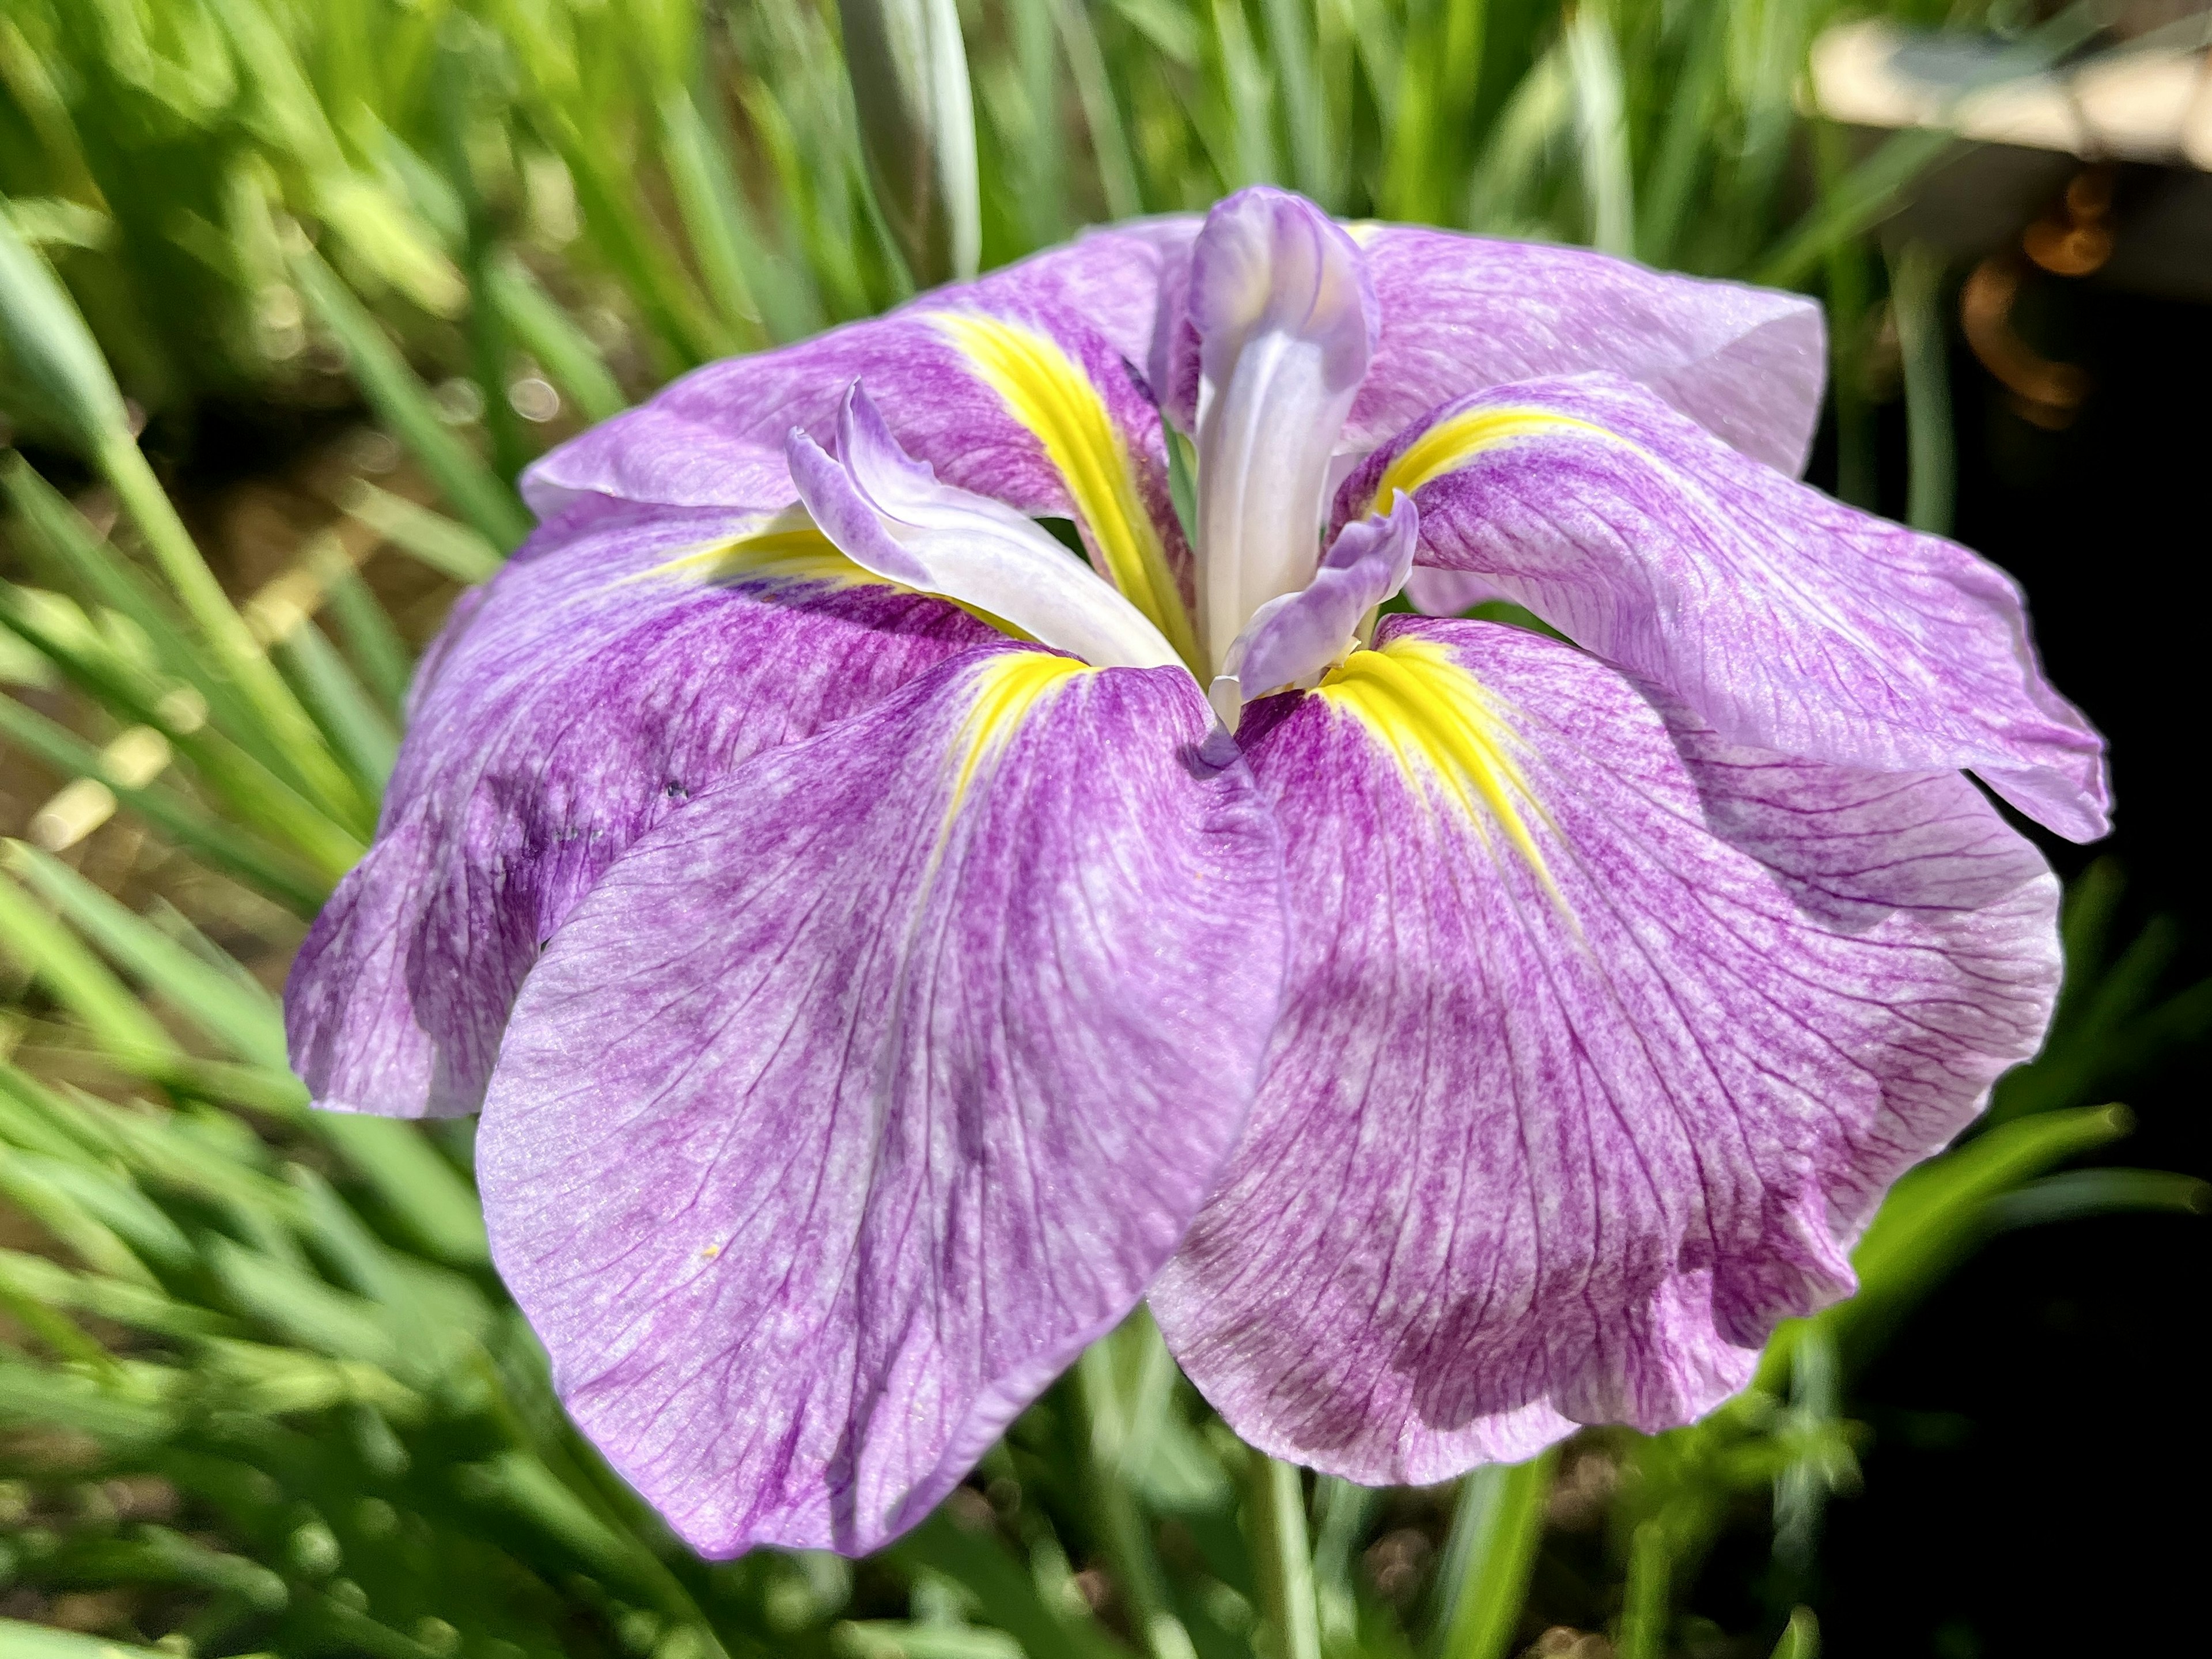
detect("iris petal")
(1154, 617), (2060, 1483)
(789, 383), (1188, 672)
(1185, 187), (1378, 670)
(1224, 490), (1419, 702)
(1341, 373), (2109, 841)
(476, 647), (1286, 1555)
(1152, 218), (1824, 478)
(522, 228), (1191, 531)
(283, 498), (994, 1118)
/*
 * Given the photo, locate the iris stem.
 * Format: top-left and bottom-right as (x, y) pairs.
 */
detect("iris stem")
(1889, 241), (1955, 537)
(1075, 1337), (1198, 1659)
(1242, 1450), (1320, 1659)
(1616, 1518), (1672, 1659)
(1427, 1450), (1556, 1659)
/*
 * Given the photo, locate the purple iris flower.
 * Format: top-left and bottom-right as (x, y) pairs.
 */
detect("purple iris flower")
(286, 188), (2105, 1558)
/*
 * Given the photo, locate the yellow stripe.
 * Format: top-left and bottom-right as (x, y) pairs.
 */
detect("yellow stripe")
(1319, 636), (1566, 907)
(630, 507), (876, 588)
(1372, 406), (1620, 516)
(932, 312), (1200, 671)
(947, 651), (1090, 819)
(630, 507), (1038, 642)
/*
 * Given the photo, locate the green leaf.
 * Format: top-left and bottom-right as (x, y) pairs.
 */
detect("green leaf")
(0, 190), (132, 451)
(486, 252), (629, 422)
(293, 245), (532, 552)
(1427, 1452), (1555, 1659)
(341, 480), (506, 585)
(3, 838), (289, 1069)
(0, 695), (327, 913)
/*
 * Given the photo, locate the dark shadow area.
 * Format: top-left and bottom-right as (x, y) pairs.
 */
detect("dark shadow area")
(1807, 272), (2211, 1657)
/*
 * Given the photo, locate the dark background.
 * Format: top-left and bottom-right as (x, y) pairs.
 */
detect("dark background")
(1806, 234), (2210, 1657)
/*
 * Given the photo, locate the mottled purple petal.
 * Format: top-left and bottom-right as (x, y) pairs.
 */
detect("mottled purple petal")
(1156, 222), (1824, 477)
(1153, 618), (2059, 1483)
(1338, 374), (2109, 841)
(522, 248), (1193, 625)
(283, 499), (994, 1118)
(1353, 227), (1826, 475)
(1186, 188), (1378, 668)
(790, 383), (1187, 670)
(1225, 491), (1419, 700)
(476, 649), (1286, 1555)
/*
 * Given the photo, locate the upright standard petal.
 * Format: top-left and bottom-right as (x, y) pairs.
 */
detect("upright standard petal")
(790, 384), (1189, 671)
(1152, 218), (1825, 477)
(1154, 618), (2059, 1483)
(1340, 374), (2109, 840)
(284, 499), (996, 1118)
(476, 649), (1287, 1555)
(1185, 187), (1378, 670)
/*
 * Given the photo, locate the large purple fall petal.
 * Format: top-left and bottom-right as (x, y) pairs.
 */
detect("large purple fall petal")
(1338, 374), (2108, 841)
(283, 499), (995, 1118)
(475, 649), (1286, 1555)
(1153, 618), (2059, 1484)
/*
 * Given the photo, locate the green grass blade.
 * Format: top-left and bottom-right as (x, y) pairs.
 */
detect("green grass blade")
(0, 190), (131, 450)
(1563, 5), (1633, 256)
(486, 252), (629, 423)
(1982, 1167), (2212, 1232)
(276, 618), (400, 792)
(1054, 0), (1145, 220)
(1, 838), (289, 1068)
(1256, 0), (1331, 203)
(1244, 1453), (1320, 1659)
(0, 695), (328, 914)
(1428, 1450), (1555, 1659)
(1, 454), (286, 771)
(1890, 241), (1952, 537)
(656, 88), (770, 342)
(342, 480), (506, 584)
(0, 864), (179, 1060)
(311, 546), (415, 719)
(311, 1114), (490, 1270)
(293, 246), (532, 552)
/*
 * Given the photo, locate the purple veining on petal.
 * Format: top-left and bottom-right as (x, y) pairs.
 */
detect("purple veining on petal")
(1339, 373), (2109, 840)
(1155, 615), (2059, 1483)
(476, 650), (1286, 1556)
(283, 498), (994, 1118)
(1228, 491), (1419, 698)
(1351, 227), (1827, 475)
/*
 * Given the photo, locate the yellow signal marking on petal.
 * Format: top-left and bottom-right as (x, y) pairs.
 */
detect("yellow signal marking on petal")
(628, 506), (1036, 639)
(1319, 637), (1567, 908)
(1372, 406), (1622, 516)
(948, 650), (1091, 815)
(630, 507), (878, 588)
(931, 311), (1201, 671)
(929, 654), (1092, 873)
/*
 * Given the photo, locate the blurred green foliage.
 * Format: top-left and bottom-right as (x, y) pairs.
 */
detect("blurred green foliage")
(1, 1), (2207, 1656)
